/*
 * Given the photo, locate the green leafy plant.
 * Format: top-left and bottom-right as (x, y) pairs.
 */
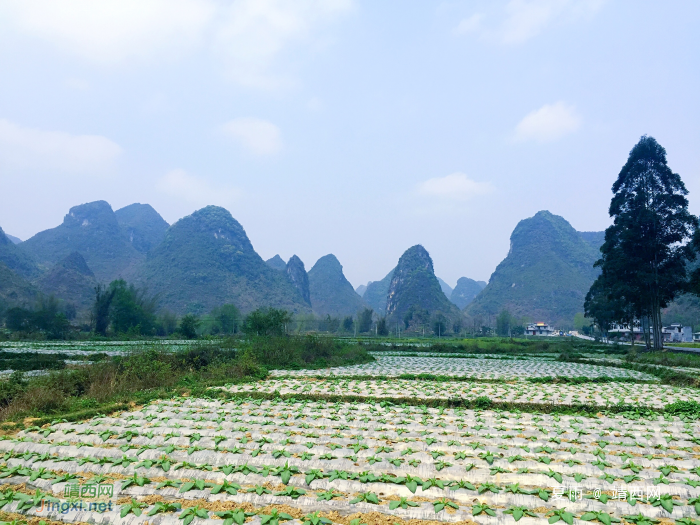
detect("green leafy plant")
(120, 474), (151, 489)
(620, 514), (659, 525)
(389, 497), (421, 510)
(547, 509), (575, 524)
(504, 506), (537, 522)
(148, 501), (182, 516)
(350, 492), (380, 504)
(302, 512), (332, 525)
(179, 479), (206, 493)
(472, 502), (496, 516)
(317, 490), (342, 501)
(260, 509), (294, 525)
(580, 511), (621, 525)
(210, 480), (241, 495)
(433, 498), (459, 513)
(179, 505), (209, 525)
(120, 499), (147, 518)
(649, 494), (683, 514)
(275, 486), (306, 499)
(214, 509), (255, 525)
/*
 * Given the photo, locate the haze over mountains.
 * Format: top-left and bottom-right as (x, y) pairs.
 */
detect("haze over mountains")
(5, 199), (692, 330)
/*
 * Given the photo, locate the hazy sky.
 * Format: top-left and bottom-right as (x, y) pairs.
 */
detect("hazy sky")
(1, 1), (698, 288)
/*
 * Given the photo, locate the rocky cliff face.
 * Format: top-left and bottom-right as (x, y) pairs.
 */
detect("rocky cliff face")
(286, 255), (311, 306)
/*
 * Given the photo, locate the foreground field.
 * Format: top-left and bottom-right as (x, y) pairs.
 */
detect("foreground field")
(0, 346), (699, 525)
(0, 396), (699, 524)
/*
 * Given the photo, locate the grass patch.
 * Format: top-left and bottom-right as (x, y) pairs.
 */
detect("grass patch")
(573, 356), (700, 388)
(362, 338), (617, 356)
(244, 336), (374, 370)
(0, 336), (373, 425)
(629, 350), (700, 369)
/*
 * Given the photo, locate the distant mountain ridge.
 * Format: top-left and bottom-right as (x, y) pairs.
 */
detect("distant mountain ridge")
(129, 206), (310, 315)
(465, 210), (603, 328)
(308, 254), (367, 318)
(6, 234), (21, 244)
(2, 202), (618, 329)
(437, 277), (453, 298)
(36, 252), (97, 315)
(266, 255), (287, 271)
(362, 268), (394, 315)
(451, 277), (486, 309)
(0, 226), (40, 280)
(19, 201), (143, 282)
(0, 262), (38, 311)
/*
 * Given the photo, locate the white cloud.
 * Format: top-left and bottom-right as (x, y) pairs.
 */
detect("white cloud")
(514, 101), (581, 143)
(157, 169), (241, 207)
(213, 0), (354, 89)
(0, 118), (121, 173)
(417, 173), (494, 202)
(456, 0), (604, 44)
(1, 0), (353, 89)
(220, 118), (283, 155)
(1, 0), (214, 64)
(455, 14), (484, 35)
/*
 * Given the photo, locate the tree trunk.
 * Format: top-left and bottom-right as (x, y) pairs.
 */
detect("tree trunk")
(643, 315), (651, 350)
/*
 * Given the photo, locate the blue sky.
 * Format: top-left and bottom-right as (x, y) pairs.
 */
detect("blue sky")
(1, 0), (698, 288)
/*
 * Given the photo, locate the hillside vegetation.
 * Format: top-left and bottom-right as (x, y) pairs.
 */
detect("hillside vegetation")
(466, 210), (602, 328)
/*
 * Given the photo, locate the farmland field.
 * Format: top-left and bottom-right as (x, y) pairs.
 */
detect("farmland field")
(0, 341), (699, 525)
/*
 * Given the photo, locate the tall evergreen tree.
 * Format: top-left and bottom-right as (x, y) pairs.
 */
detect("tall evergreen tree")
(593, 136), (697, 349)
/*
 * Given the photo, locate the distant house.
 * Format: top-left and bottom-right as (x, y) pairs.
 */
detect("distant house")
(525, 322), (555, 336)
(664, 324), (693, 343)
(609, 322), (692, 343)
(694, 332), (700, 342)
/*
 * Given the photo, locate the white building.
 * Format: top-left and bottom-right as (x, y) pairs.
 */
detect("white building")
(525, 322), (556, 336)
(608, 322), (692, 343)
(664, 324), (693, 343)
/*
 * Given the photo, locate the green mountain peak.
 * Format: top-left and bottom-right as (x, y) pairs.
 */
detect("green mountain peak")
(115, 203), (169, 253)
(20, 200), (143, 282)
(386, 245), (462, 326)
(131, 205), (310, 315)
(465, 210), (603, 328)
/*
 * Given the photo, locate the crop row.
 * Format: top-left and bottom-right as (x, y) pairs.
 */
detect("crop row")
(271, 357), (657, 380)
(224, 378), (700, 409)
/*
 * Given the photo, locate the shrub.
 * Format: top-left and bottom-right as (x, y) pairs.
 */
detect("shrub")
(246, 336), (374, 369)
(179, 315), (201, 339)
